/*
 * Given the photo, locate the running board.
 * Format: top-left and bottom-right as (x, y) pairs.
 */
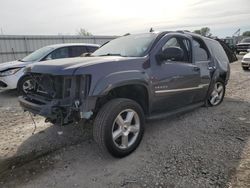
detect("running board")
(146, 102), (204, 121)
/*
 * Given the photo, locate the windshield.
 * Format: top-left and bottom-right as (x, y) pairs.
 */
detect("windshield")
(21, 46), (54, 62)
(92, 33), (157, 57)
(241, 37), (250, 43)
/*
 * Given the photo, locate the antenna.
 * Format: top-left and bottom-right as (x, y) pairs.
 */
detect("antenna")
(149, 27), (154, 32)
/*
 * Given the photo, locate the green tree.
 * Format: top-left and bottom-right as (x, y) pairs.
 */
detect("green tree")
(193, 30), (201, 35)
(193, 27), (211, 37)
(242, 31), (250, 37)
(77, 28), (93, 36)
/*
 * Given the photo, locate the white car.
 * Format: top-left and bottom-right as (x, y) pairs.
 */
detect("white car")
(0, 43), (99, 93)
(241, 52), (250, 70)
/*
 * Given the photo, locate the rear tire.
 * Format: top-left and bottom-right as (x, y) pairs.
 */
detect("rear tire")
(93, 98), (145, 158)
(208, 79), (225, 106)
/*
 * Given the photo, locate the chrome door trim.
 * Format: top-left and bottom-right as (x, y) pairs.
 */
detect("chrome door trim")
(155, 84), (209, 94)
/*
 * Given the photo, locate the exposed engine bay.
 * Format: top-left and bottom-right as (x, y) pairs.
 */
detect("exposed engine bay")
(19, 73), (91, 125)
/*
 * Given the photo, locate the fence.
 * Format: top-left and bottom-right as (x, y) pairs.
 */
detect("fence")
(0, 35), (117, 63)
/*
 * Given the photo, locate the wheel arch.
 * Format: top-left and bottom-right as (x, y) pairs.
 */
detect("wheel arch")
(94, 82), (151, 115)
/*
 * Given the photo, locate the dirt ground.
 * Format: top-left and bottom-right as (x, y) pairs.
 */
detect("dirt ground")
(0, 56), (250, 188)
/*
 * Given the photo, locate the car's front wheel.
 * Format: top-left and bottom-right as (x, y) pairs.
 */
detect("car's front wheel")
(93, 98), (145, 158)
(208, 80), (225, 106)
(18, 76), (35, 95)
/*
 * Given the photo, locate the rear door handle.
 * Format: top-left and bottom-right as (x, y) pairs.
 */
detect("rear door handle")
(193, 67), (200, 71)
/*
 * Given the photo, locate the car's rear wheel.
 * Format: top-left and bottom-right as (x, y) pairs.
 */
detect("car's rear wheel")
(93, 98), (145, 158)
(208, 80), (225, 106)
(18, 76), (35, 95)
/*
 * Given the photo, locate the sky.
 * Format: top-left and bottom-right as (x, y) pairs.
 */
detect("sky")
(0, 0), (250, 38)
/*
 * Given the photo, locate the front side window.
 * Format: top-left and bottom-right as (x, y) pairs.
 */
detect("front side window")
(162, 37), (180, 51)
(21, 46), (53, 62)
(45, 47), (69, 60)
(92, 33), (157, 57)
(161, 37), (192, 63)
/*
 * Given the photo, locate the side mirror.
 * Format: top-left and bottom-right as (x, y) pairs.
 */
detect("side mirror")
(81, 52), (92, 57)
(156, 47), (184, 63)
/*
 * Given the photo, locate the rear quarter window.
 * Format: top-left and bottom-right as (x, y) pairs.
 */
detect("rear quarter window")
(205, 39), (229, 69)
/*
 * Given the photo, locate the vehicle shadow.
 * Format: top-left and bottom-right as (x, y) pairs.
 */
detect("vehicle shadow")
(0, 97), (249, 187)
(0, 121), (93, 173)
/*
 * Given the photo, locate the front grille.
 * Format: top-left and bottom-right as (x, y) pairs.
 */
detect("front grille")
(28, 73), (89, 101)
(243, 58), (250, 61)
(242, 62), (250, 66)
(237, 45), (250, 49)
(29, 73), (64, 99)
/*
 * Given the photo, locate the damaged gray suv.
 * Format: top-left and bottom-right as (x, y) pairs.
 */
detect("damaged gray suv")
(19, 31), (236, 157)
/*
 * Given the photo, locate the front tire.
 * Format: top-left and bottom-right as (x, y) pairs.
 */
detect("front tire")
(208, 80), (225, 106)
(17, 76), (35, 95)
(93, 98), (145, 158)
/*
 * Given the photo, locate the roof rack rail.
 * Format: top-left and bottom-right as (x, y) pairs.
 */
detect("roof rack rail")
(176, 30), (185, 34)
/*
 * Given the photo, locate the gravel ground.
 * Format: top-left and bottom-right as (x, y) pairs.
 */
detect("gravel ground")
(0, 92), (92, 174)
(0, 57), (249, 188)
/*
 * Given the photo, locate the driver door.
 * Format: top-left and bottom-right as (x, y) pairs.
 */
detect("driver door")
(151, 35), (202, 113)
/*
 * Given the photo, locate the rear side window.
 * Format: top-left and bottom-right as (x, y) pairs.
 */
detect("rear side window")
(193, 39), (209, 62)
(70, 46), (87, 57)
(87, 46), (99, 53)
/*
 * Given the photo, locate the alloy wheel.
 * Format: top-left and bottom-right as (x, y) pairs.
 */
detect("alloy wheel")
(112, 109), (140, 150)
(22, 79), (34, 94)
(209, 82), (224, 106)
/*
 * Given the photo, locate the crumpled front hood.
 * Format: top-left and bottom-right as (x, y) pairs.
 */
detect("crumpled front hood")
(0, 60), (31, 71)
(29, 56), (142, 75)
